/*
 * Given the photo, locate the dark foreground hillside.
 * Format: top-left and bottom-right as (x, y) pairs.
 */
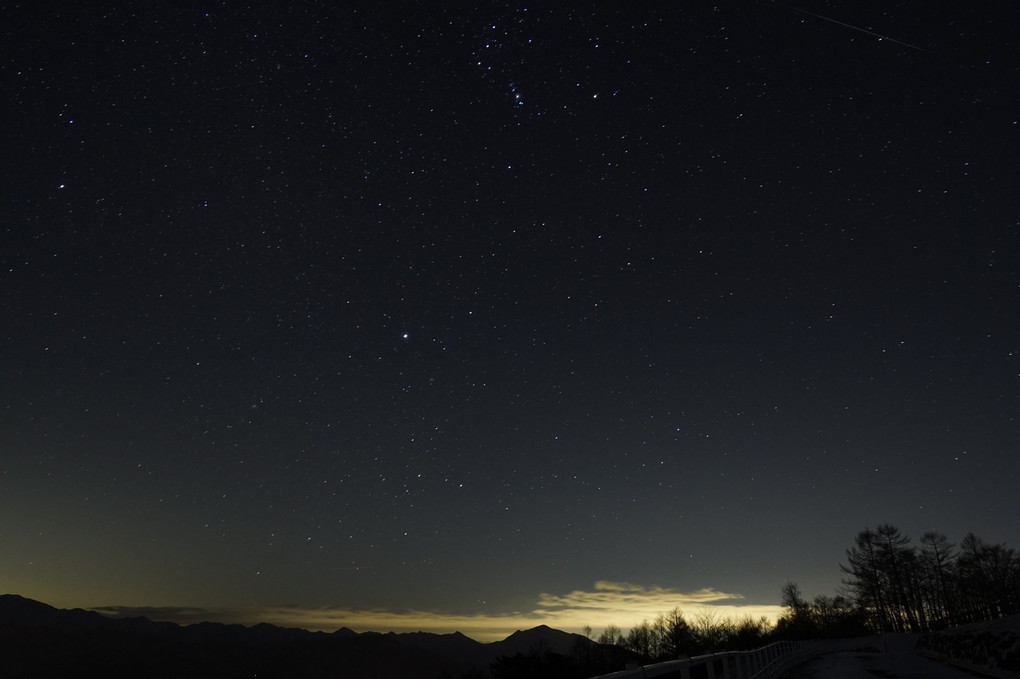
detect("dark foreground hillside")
(1, 623), (481, 679)
(0, 594), (603, 679)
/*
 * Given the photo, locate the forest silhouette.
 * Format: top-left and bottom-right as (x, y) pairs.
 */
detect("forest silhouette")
(559, 524), (1020, 676)
(2, 524), (1017, 679)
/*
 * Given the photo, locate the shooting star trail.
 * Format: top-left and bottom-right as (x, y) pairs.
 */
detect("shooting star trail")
(781, 3), (929, 52)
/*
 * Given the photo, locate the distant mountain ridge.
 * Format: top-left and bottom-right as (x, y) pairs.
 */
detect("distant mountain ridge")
(0, 594), (597, 678)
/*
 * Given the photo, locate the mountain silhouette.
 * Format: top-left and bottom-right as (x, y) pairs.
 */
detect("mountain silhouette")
(495, 623), (585, 657)
(0, 594), (599, 679)
(0, 593), (123, 630)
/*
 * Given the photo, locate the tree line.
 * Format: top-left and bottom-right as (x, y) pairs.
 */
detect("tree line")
(487, 524), (1018, 677)
(771, 524), (1020, 639)
(578, 607), (773, 667)
(490, 609), (773, 679)
(591, 525), (1019, 661)
(838, 524), (1019, 633)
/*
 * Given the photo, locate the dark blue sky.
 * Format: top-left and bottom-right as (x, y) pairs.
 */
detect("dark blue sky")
(2, 1), (1018, 639)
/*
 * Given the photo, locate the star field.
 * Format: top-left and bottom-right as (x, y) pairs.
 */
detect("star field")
(2, 2), (1019, 638)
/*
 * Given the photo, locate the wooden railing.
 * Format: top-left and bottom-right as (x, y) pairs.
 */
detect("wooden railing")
(589, 637), (879, 679)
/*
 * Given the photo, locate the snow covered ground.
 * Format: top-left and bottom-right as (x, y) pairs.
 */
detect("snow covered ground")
(788, 649), (988, 678)
(787, 630), (1020, 679)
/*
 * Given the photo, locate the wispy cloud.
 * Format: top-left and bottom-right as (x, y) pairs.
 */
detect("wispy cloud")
(94, 581), (783, 642)
(537, 580), (745, 613)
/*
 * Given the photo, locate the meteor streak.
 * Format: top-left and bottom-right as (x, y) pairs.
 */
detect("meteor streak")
(781, 2), (928, 52)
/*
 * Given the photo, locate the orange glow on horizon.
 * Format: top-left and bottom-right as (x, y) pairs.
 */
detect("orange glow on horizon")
(89, 581), (786, 643)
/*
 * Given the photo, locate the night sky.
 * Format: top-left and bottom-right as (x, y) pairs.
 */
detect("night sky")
(3, 2), (1019, 641)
